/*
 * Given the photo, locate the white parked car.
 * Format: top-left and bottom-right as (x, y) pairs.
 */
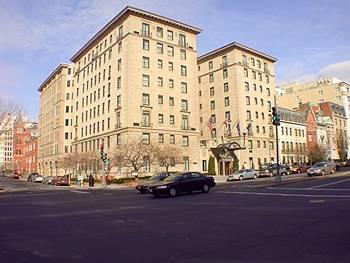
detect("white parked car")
(32, 174), (44, 183)
(227, 169), (258, 181)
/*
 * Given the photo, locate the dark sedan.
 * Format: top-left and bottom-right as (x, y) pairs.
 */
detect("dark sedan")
(136, 172), (173, 194)
(148, 172), (216, 198)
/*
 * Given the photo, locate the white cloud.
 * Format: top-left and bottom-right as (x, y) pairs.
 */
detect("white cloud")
(319, 60), (350, 82)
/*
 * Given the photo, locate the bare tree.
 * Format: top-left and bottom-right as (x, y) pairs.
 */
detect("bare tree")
(154, 144), (183, 172)
(78, 151), (101, 178)
(60, 152), (79, 177)
(106, 147), (126, 177)
(308, 144), (327, 164)
(0, 98), (21, 136)
(120, 139), (156, 175)
(337, 133), (347, 161)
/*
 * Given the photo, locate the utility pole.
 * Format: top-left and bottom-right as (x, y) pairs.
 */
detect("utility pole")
(272, 95), (281, 183)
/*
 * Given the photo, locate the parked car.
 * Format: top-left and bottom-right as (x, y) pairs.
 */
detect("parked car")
(307, 162), (336, 176)
(12, 172), (20, 179)
(42, 176), (55, 185)
(227, 169), (258, 181)
(148, 172), (216, 198)
(259, 163), (289, 177)
(27, 172), (39, 182)
(31, 174), (44, 183)
(52, 176), (69, 186)
(290, 164), (310, 174)
(136, 172), (174, 194)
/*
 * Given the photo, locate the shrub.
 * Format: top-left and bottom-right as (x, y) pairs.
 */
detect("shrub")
(208, 156), (216, 175)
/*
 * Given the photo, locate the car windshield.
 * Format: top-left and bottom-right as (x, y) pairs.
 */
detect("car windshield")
(313, 163), (325, 168)
(150, 173), (167, 180)
(164, 173), (182, 182)
(234, 170), (245, 174)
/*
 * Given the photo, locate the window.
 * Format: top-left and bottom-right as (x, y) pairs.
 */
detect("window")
(168, 79), (174, 88)
(244, 68), (248, 77)
(181, 82), (187, 93)
(169, 97), (174, 106)
(267, 88), (270, 96)
(167, 46), (174, 56)
(266, 75), (270, 83)
(210, 87), (215, 96)
(143, 56), (149, 68)
(225, 111), (231, 120)
(245, 82), (249, 91)
(142, 111), (150, 126)
(224, 82), (229, 92)
(142, 23), (150, 36)
(117, 95), (121, 107)
(142, 133), (150, 144)
(252, 71), (256, 79)
(181, 65), (187, 76)
(210, 100), (215, 110)
(257, 60), (261, 68)
(169, 115), (175, 125)
(260, 98), (264, 106)
(158, 134), (164, 143)
(247, 110), (251, 120)
(211, 114), (216, 123)
(142, 93), (149, 105)
(167, 30), (173, 41)
(175, 95), (186, 110)
(158, 114), (164, 124)
(209, 73), (214, 83)
(157, 43), (163, 54)
(267, 101), (271, 110)
(65, 119), (69, 126)
(118, 41), (122, 53)
(168, 62), (173, 71)
(258, 73), (262, 81)
(225, 97), (230, 106)
(157, 59), (163, 69)
(170, 134), (175, 144)
(182, 136), (189, 146)
(179, 33), (186, 47)
(251, 58), (255, 66)
(223, 69), (228, 78)
(181, 116), (189, 130)
(180, 49), (186, 60)
(209, 61), (213, 70)
(255, 111), (259, 119)
(117, 76), (121, 89)
(65, 106), (69, 113)
(143, 39), (149, 50)
(246, 96), (250, 105)
(158, 77), (163, 87)
(157, 27), (163, 38)
(142, 75), (150, 86)
(158, 95), (163, 104)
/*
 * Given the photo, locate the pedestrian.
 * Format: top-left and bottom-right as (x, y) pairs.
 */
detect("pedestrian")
(89, 174), (94, 187)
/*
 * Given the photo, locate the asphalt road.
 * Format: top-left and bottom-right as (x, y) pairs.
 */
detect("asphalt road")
(1, 172), (350, 263)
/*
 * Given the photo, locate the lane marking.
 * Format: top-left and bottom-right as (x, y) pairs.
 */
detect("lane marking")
(70, 190), (90, 194)
(215, 190), (350, 198)
(268, 187), (350, 191)
(309, 200), (325, 203)
(308, 178), (350, 189)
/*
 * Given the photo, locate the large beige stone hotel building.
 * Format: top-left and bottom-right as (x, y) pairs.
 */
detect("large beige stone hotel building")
(69, 6), (202, 173)
(198, 43), (277, 174)
(37, 6), (280, 176)
(38, 64), (74, 176)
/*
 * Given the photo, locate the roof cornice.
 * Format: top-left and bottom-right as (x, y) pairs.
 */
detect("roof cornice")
(37, 64), (70, 92)
(198, 42), (277, 63)
(70, 6), (202, 62)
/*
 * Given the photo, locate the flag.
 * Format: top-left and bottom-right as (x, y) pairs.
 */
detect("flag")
(236, 121), (241, 136)
(246, 123), (252, 132)
(223, 119), (228, 128)
(207, 117), (213, 131)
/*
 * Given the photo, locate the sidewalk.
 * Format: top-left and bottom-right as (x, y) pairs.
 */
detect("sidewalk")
(69, 182), (135, 190)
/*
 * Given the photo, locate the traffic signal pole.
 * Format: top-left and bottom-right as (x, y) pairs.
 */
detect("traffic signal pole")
(273, 95), (281, 183)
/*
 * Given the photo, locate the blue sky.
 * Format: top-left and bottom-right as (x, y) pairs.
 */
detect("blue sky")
(1, 0), (350, 121)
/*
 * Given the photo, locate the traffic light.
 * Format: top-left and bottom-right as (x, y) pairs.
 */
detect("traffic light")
(271, 107), (280, 126)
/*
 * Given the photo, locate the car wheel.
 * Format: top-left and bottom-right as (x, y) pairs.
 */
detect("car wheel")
(269, 172), (273, 177)
(169, 188), (177, 197)
(202, 184), (210, 193)
(321, 170), (325, 176)
(331, 169), (335, 174)
(297, 169), (301, 174)
(253, 174), (257, 179)
(239, 176), (243, 181)
(140, 189), (146, 194)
